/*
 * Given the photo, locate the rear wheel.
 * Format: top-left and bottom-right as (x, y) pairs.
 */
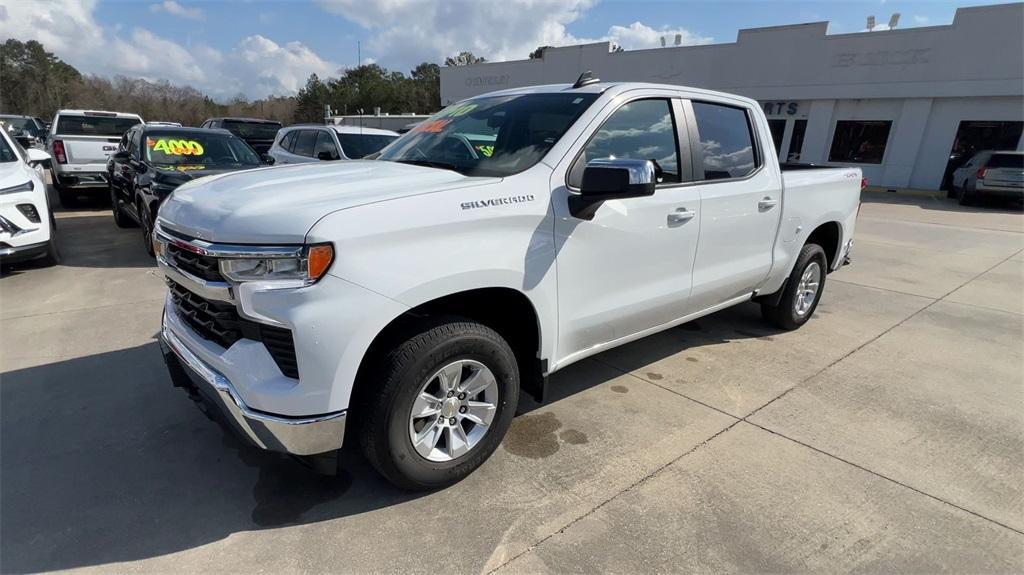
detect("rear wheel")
(958, 182), (978, 206)
(110, 185), (134, 228)
(56, 183), (77, 209)
(761, 244), (827, 330)
(357, 317), (519, 490)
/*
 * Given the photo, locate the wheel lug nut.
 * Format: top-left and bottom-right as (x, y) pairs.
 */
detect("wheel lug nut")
(438, 416), (445, 423)
(457, 392), (466, 400)
(446, 391), (454, 398)
(459, 406), (467, 414)
(449, 417), (457, 425)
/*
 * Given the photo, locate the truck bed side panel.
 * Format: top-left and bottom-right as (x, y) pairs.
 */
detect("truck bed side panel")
(759, 167), (861, 295)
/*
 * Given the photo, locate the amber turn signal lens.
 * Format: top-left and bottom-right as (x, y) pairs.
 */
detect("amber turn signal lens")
(307, 244), (334, 280)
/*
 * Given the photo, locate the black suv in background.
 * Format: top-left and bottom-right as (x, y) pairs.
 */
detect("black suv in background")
(199, 117), (282, 153)
(108, 125), (268, 255)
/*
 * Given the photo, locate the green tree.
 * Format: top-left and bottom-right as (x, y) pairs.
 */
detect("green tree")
(444, 51), (486, 66)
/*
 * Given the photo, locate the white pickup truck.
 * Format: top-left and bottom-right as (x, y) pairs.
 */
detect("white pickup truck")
(48, 110), (143, 207)
(156, 79), (861, 489)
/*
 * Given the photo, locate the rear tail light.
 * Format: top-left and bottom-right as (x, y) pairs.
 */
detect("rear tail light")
(976, 167), (987, 180)
(860, 177), (868, 191)
(52, 139), (67, 164)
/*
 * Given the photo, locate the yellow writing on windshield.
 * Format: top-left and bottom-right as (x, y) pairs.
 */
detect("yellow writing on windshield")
(147, 138), (204, 156)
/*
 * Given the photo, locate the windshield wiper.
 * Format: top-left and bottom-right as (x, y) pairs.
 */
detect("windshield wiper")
(391, 159), (463, 173)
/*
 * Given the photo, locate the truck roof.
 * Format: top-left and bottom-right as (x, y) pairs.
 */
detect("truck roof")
(206, 117), (282, 125)
(332, 125), (399, 136)
(469, 82), (759, 108)
(55, 109), (143, 118)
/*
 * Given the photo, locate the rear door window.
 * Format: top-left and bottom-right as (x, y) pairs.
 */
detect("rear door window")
(691, 101), (759, 180)
(293, 130), (317, 157)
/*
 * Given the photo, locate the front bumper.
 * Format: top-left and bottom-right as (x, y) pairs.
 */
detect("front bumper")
(160, 320), (346, 456)
(0, 240), (50, 262)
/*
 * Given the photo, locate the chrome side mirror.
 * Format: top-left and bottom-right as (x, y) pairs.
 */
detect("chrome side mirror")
(570, 158), (656, 219)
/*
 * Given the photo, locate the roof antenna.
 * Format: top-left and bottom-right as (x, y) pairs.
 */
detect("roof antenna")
(572, 70), (600, 89)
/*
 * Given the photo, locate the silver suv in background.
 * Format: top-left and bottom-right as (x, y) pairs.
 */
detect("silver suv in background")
(951, 150), (1024, 206)
(48, 110), (143, 207)
(268, 125), (399, 165)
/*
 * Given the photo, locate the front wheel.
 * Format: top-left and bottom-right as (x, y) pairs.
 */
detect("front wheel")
(139, 201), (155, 257)
(356, 317), (519, 490)
(761, 243), (827, 330)
(39, 233), (60, 267)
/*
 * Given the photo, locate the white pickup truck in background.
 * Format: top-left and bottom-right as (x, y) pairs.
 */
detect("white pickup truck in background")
(155, 78), (861, 490)
(48, 110), (143, 207)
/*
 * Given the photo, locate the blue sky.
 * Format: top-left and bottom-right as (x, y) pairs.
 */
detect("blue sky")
(1, 0), (1011, 100)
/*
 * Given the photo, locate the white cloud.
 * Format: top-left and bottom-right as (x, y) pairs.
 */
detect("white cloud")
(601, 22), (713, 50)
(150, 0), (204, 21)
(0, 0), (338, 99)
(316, 0), (710, 71)
(913, 15), (929, 25)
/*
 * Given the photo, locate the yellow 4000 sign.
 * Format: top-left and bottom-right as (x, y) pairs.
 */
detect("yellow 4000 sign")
(148, 138), (204, 156)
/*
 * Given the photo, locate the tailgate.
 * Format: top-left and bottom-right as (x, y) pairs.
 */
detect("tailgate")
(59, 135), (121, 165)
(984, 168), (1024, 187)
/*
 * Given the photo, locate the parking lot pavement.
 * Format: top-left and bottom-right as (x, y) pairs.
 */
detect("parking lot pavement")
(1, 192), (1022, 573)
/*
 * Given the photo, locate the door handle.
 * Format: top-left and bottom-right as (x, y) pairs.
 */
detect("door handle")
(668, 208), (696, 224)
(758, 197), (778, 210)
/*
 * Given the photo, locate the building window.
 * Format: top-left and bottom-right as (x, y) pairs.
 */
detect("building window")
(828, 120), (892, 164)
(787, 119), (807, 162)
(767, 119), (786, 157)
(692, 101), (759, 180)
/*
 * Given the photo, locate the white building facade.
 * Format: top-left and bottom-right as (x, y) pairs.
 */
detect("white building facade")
(440, 3), (1024, 190)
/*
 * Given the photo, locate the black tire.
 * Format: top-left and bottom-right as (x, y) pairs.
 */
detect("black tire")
(356, 317), (520, 490)
(958, 182), (978, 206)
(39, 235), (60, 267)
(761, 243), (828, 330)
(139, 200), (155, 257)
(110, 185), (134, 228)
(56, 184), (77, 209)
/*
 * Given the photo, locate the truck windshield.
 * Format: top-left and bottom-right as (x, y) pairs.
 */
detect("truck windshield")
(378, 93), (598, 177)
(222, 121), (282, 141)
(56, 115), (141, 137)
(144, 132), (261, 167)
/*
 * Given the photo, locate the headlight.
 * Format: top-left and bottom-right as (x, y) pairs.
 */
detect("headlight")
(0, 181), (33, 195)
(219, 244), (334, 285)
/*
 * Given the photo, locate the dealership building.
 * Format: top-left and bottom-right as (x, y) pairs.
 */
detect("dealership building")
(440, 3), (1024, 190)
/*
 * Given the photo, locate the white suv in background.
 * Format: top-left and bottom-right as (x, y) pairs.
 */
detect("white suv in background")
(268, 125), (399, 164)
(0, 126), (58, 266)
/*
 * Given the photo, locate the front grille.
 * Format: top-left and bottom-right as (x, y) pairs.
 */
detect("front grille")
(167, 243), (223, 282)
(168, 280), (299, 378)
(169, 281), (242, 348)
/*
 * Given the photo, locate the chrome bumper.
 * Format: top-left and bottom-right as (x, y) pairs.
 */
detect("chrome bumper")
(160, 323), (346, 456)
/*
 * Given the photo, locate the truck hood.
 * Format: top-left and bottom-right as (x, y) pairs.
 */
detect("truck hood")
(158, 160), (494, 244)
